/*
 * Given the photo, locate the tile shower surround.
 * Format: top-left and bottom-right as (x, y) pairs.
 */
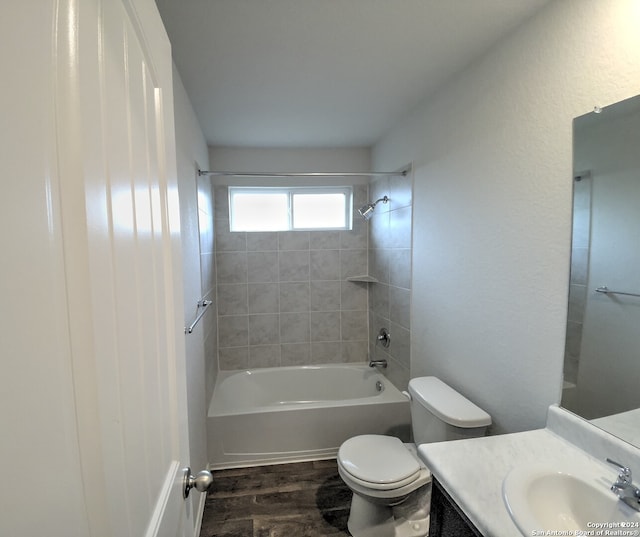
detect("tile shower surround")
(367, 173), (413, 390)
(213, 176), (413, 384)
(564, 177), (591, 386)
(214, 184), (371, 370)
(198, 175), (219, 406)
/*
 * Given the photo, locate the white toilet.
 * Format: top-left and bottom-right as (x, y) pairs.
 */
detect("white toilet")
(337, 376), (491, 537)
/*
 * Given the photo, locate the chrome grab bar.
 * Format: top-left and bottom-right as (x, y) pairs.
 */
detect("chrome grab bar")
(595, 286), (640, 299)
(185, 299), (213, 334)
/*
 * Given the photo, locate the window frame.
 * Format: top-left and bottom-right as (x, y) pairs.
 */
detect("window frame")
(228, 186), (353, 232)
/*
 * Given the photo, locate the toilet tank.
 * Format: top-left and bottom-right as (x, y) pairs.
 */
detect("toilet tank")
(408, 377), (491, 445)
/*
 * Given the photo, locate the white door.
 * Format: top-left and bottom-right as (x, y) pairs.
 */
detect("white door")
(0, 0), (198, 536)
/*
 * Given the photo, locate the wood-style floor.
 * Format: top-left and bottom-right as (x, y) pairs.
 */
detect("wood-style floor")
(200, 460), (353, 537)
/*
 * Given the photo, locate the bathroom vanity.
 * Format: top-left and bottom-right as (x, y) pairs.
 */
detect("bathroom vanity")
(429, 478), (481, 536)
(420, 406), (640, 537)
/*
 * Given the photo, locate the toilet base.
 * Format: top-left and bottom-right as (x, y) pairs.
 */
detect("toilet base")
(346, 485), (431, 537)
(347, 494), (395, 537)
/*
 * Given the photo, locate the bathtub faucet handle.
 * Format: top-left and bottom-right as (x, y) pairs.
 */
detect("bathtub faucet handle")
(376, 328), (390, 348)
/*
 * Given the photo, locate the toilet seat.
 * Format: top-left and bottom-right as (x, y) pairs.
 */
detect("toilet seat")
(337, 435), (425, 490)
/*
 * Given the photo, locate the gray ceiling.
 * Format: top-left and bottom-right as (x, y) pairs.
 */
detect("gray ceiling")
(156, 0), (550, 148)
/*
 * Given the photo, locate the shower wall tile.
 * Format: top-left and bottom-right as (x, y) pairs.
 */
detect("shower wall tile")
(199, 177), (218, 404)
(370, 178), (390, 214)
(369, 211), (390, 249)
(309, 281), (340, 312)
(342, 340), (368, 363)
(564, 320), (582, 384)
(200, 252), (216, 296)
(390, 172), (413, 209)
(384, 353), (411, 392)
(340, 219), (368, 249)
(281, 343), (311, 366)
(572, 208), (590, 250)
(390, 287), (411, 330)
(280, 312), (310, 344)
(218, 316), (249, 348)
(279, 231), (310, 251)
(279, 251), (310, 282)
(389, 207), (412, 248)
(247, 232), (278, 251)
(389, 249), (411, 290)
(216, 219), (247, 252)
(369, 311), (387, 333)
(367, 173), (413, 391)
(218, 346), (249, 370)
(249, 344), (281, 369)
(311, 342), (342, 364)
(217, 252), (247, 284)
(341, 281), (367, 311)
(310, 311), (341, 342)
(310, 231), (340, 249)
(310, 250), (340, 280)
(340, 249), (367, 279)
(247, 252), (279, 282)
(565, 320), (583, 361)
(389, 321), (411, 369)
(213, 185), (229, 219)
(248, 314), (280, 345)
(570, 247), (588, 285)
(371, 283), (390, 318)
(248, 283), (279, 314)
(217, 284), (248, 315)
(215, 185), (374, 371)
(568, 283), (587, 323)
(204, 308), (219, 403)
(572, 180), (591, 249)
(353, 184), (368, 208)
(280, 282), (310, 313)
(564, 179), (590, 385)
(369, 248), (390, 285)
(341, 310), (368, 341)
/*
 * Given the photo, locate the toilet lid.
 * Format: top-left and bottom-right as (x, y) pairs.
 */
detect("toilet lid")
(338, 435), (421, 485)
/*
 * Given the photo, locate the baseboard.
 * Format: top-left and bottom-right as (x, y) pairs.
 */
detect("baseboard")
(193, 487), (207, 537)
(208, 449), (338, 470)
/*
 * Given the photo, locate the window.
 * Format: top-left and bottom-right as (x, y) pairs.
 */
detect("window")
(229, 187), (352, 232)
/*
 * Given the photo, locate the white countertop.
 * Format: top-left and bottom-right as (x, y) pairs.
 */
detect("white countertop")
(593, 408), (640, 448)
(417, 406), (640, 537)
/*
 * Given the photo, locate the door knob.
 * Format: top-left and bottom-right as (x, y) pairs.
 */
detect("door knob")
(182, 467), (214, 499)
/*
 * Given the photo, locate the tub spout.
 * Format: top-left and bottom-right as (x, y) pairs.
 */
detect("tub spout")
(369, 359), (387, 368)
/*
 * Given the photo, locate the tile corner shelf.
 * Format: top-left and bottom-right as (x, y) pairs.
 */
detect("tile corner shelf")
(346, 275), (379, 283)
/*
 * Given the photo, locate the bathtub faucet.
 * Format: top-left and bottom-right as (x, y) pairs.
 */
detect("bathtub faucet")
(369, 358), (387, 368)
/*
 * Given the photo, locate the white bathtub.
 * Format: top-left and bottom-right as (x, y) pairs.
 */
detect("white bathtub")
(207, 364), (411, 469)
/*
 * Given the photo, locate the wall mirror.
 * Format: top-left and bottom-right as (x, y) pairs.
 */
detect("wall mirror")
(562, 93), (640, 448)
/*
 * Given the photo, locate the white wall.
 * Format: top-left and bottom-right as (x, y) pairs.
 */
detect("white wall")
(173, 63), (211, 485)
(372, 0), (640, 433)
(209, 146), (371, 178)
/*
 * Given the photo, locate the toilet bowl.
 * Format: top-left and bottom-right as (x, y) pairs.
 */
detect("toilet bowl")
(338, 436), (431, 537)
(337, 376), (491, 537)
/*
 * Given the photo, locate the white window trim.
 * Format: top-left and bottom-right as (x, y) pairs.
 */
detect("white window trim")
(229, 186), (353, 232)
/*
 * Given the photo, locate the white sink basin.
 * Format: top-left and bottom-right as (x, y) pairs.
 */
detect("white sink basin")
(503, 463), (640, 536)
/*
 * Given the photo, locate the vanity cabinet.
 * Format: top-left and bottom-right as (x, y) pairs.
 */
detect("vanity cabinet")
(429, 478), (483, 537)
